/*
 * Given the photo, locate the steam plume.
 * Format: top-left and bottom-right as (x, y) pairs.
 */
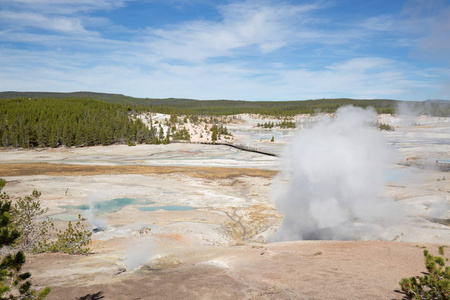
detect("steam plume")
(124, 239), (154, 270)
(84, 192), (108, 231)
(271, 106), (401, 241)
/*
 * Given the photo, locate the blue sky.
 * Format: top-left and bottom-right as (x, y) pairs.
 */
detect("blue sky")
(1, 0), (449, 101)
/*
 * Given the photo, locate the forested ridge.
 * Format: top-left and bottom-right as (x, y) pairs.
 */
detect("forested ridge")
(0, 91), (398, 115)
(0, 98), (157, 148)
(1, 93), (449, 149)
(1, 91), (449, 116)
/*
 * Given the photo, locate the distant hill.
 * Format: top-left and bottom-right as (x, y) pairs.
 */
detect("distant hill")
(1, 91), (449, 116)
(0, 91), (402, 115)
(0, 91), (137, 103)
(424, 99), (450, 103)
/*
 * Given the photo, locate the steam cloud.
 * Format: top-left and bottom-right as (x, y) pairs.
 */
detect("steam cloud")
(271, 106), (402, 241)
(124, 239), (154, 270)
(84, 192), (108, 231)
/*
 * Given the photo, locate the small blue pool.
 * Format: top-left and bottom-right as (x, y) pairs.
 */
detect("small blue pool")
(436, 159), (450, 163)
(62, 198), (156, 214)
(384, 169), (409, 182)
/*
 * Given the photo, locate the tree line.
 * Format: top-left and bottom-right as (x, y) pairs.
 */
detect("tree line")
(0, 92), (401, 116)
(2, 92), (449, 117)
(0, 98), (157, 148)
(257, 120), (296, 129)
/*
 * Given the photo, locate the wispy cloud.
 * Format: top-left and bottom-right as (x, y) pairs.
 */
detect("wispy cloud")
(282, 58), (414, 98)
(0, 49), (428, 100)
(0, 0), (449, 100)
(146, 1), (324, 62)
(409, 3), (450, 62)
(0, 10), (95, 35)
(2, 0), (129, 14)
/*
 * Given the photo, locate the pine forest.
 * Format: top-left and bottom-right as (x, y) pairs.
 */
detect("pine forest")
(0, 98), (156, 148)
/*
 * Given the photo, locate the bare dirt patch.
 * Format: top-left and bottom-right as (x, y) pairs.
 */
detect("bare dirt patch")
(24, 241), (448, 300)
(0, 163), (277, 179)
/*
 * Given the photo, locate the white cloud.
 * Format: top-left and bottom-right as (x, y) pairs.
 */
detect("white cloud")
(146, 1), (322, 62)
(0, 10), (95, 35)
(276, 58), (413, 99)
(327, 57), (392, 72)
(2, 0), (129, 14)
(416, 11), (450, 62)
(0, 45), (431, 101)
(0, 0), (448, 100)
(365, 1), (450, 63)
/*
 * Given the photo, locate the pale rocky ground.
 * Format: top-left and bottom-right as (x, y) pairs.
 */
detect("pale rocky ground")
(0, 113), (449, 299)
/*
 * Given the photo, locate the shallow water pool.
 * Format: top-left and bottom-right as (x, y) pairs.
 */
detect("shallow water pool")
(62, 198), (156, 214)
(384, 169), (410, 182)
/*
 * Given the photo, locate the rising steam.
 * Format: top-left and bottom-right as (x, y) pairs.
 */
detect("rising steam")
(84, 192), (108, 231)
(271, 106), (402, 241)
(124, 239), (154, 270)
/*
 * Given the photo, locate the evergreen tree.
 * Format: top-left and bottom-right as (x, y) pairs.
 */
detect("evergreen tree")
(399, 246), (450, 299)
(0, 179), (51, 299)
(158, 125), (164, 141)
(163, 129), (170, 144)
(211, 130), (217, 142)
(0, 98), (156, 148)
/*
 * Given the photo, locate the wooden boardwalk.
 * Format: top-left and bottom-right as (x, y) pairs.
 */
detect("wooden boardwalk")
(399, 161), (450, 172)
(172, 140), (278, 157)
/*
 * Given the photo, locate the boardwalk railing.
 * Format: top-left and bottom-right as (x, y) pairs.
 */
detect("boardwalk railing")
(399, 161), (450, 172)
(172, 140), (278, 157)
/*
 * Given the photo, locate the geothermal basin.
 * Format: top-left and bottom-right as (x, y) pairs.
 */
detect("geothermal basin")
(0, 112), (449, 299)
